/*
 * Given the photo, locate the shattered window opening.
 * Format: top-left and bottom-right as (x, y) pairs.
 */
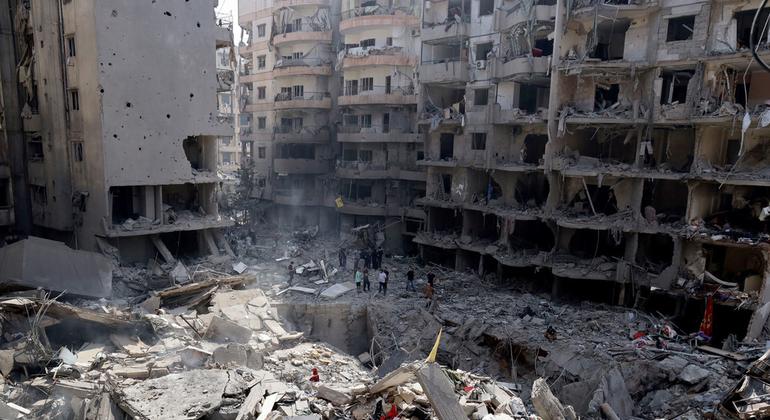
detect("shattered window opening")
(666, 15), (695, 42)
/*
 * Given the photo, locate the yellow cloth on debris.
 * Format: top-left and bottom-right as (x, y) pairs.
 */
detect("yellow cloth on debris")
(426, 328), (442, 363)
(335, 197), (344, 208)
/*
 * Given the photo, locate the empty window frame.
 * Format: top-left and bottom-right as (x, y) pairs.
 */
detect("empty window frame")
(65, 35), (76, 57)
(474, 88), (489, 106)
(257, 55), (266, 69)
(292, 85), (304, 98)
(666, 15), (695, 42)
(70, 89), (80, 111)
(72, 141), (84, 162)
(257, 86), (266, 99)
(471, 133), (487, 150)
(359, 150), (373, 162)
(361, 114), (372, 128)
(257, 116), (266, 129)
(660, 70), (693, 104)
(479, 0), (494, 16)
(360, 38), (375, 48)
(258, 147), (266, 158)
(257, 24), (266, 37)
(361, 77), (374, 92)
(476, 42), (493, 60)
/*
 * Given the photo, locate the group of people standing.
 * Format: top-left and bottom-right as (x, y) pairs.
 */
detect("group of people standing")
(288, 247), (438, 311)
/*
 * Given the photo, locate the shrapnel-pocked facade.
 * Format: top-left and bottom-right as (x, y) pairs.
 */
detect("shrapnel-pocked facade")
(2, 0), (234, 260)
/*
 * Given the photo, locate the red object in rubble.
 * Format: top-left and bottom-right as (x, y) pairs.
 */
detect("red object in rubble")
(463, 386), (474, 393)
(380, 404), (398, 420)
(632, 331), (646, 340)
(532, 48), (544, 57)
(310, 367), (320, 382)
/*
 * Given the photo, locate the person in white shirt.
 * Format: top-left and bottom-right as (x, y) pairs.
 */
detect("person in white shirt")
(378, 269), (388, 296)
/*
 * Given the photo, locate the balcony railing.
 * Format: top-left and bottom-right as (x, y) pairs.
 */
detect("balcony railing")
(341, 85), (415, 96)
(274, 21), (331, 35)
(274, 92), (330, 102)
(274, 57), (330, 68)
(273, 125), (329, 135)
(338, 160), (387, 170)
(422, 14), (470, 29)
(344, 45), (405, 58)
(341, 4), (416, 20)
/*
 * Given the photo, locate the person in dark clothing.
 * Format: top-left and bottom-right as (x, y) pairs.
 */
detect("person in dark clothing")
(288, 262), (295, 286)
(406, 269), (416, 291)
(363, 268), (371, 292)
(338, 248), (347, 270)
(362, 249), (371, 269)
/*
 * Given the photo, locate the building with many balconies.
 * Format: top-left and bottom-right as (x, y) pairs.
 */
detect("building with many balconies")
(415, 0), (770, 343)
(238, 0), (426, 250)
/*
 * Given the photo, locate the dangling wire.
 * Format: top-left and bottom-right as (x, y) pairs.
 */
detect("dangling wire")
(750, 0), (770, 73)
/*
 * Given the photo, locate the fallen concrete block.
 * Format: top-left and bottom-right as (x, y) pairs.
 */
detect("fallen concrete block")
(319, 282), (356, 299)
(0, 236), (112, 297)
(531, 378), (577, 420)
(415, 362), (467, 420)
(0, 401), (29, 418)
(114, 369), (230, 419)
(288, 286), (317, 294)
(180, 346), (211, 368)
(316, 385), (352, 405)
(205, 316), (253, 344)
(232, 261), (248, 274)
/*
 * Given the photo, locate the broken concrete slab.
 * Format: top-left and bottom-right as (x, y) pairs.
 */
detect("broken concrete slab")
(679, 364), (711, 385)
(204, 316), (253, 344)
(169, 261), (191, 284)
(287, 286), (317, 294)
(113, 369), (230, 419)
(315, 385), (352, 406)
(0, 236), (112, 298)
(414, 363), (467, 420)
(180, 346), (212, 368)
(263, 319), (287, 336)
(319, 282), (355, 299)
(531, 378), (577, 420)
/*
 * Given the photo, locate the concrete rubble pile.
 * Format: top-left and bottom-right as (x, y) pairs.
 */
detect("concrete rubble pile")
(0, 227), (765, 418)
(0, 267), (537, 420)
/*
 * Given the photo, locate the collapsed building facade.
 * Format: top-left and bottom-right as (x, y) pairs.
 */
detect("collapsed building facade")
(0, 0), (234, 261)
(238, 0), (426, 251)
(415, 0), (770, 343)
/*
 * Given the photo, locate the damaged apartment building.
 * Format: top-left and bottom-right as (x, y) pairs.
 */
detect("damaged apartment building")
(0, 0), (235, 261)
(238, 0), (426, 251)
(414, 0), (770, 342)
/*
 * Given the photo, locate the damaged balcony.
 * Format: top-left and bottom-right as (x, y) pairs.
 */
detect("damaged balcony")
(417, 168), (463, 208)
(336, 160), (425, 182)
(272, 23), (332, 47)
(105, 184), (232, 237)
(273, 125), (330, 144)
(639, 178), (688, 232)
(274, 144), (330, 174)
(420, 58), (470, 84)
(342, 46), (416, 69)
(465, 170), (549, 221)
(496, 1), (555, 32)
(556, 176), (638, 231)
(339, 85), (418, 106)
(415, 206), (463, 250)
(496, 22), (553, 81)
(556, 127), (694, 179)
(693, 129), (770, 185)
(495, 219), (554, 268)
(687, 183), (770, 246)
(635, 232), (678, 288)
(337, 124), (421, 143)
(493, 81), (549, 124)
(421, 0), (470, 42)
(419, 85), (466, 128)
(493, 133), (548, 172)
(570, 0), (658, 21)
(419, 131), (460, 167)
(551, 228), (627, 282)
(273, 92), (332, 110)
(274, 0), (330, 7)
(559, 71), (652, 125)
(273, 58), (333, 78)
(456, 210), (500, 254)
(339, 2), (419, 33)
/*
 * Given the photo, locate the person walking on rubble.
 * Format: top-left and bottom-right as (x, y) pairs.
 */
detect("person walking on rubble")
(424, 273), (437, 312)
(363, 268), (371, 292)
(355, 268), (363, 293)
(288, 262), (295, 286)
(338, 248), (347, 270)
(406, 269), (416, 292)
(378, 269), (388, 296)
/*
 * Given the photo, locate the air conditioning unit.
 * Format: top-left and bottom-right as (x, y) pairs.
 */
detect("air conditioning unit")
(475, 60), (487, 70)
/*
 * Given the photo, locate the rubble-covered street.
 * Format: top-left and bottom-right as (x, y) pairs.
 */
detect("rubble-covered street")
(0, 226), (763, 419)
